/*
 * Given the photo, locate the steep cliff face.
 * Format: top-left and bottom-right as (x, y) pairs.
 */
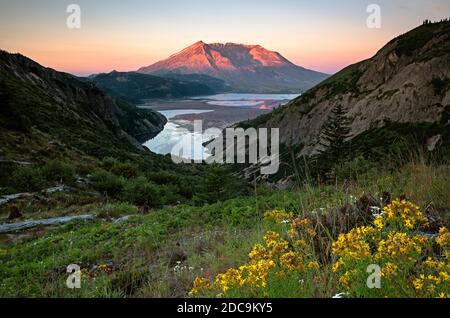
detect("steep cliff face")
(0, 51), (166, 161)
(252, 21), (450, 155)
(139, 41), (328, 93)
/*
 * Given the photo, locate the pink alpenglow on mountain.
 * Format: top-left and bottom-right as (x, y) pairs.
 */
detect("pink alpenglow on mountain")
(138, 41), (329, 93)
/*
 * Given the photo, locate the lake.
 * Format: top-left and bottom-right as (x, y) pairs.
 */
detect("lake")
(191, 93), (299, 108)
(142, 93), (300, 160)
(143, 109), (214, 160)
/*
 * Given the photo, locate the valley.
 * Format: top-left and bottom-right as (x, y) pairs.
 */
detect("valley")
(0, 17), (449, 300)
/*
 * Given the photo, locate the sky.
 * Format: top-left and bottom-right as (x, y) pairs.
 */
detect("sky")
(0, 0), (449, 75)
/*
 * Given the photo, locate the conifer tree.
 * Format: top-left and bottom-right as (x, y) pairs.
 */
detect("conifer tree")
(318, 104), (352, 169)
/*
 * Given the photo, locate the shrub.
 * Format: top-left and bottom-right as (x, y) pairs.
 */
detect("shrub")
(41, 160), (75, 184)
(100, 157), (119, 171)
(334, 156), (374, 181)
(74, 162), (97, 177)
(158, 184), (184, 206)
(111, 162), (139, 179)
(90, 170), (124, 197)
(97, 202), (139, 218)
(147, 171), (180, 184)
(100, 157), (138, 179)
(122, 176), (159, 207)
(12, 166), (46, 192)
(196, 165), (244, 204)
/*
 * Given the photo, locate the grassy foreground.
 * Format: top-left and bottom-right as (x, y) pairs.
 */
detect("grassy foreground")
(0, 162), (449, 297)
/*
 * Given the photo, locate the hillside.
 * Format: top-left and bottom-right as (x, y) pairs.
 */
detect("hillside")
(90, 71), (230, 104)
(138, 41), (328, 93)
(0, 23), (449, 301)
(0, 51), (167, 162)
(1, 161), (448, 298)
(244, 21), (450, 157)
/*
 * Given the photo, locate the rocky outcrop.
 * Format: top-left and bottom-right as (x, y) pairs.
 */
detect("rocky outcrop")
(249, 21), (450, 155)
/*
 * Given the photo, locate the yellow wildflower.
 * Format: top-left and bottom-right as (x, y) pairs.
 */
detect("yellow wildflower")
(374, 216), (384, 230)
(424, 257), (439, 269)
(215, 268), (242, 293)
(307, 261), (320, 270)
(248, 244), (270, 261)
(270, 239), (290, 257)
(376, 232), (429, 260)
(413, 277), (424, 290)
(190, 277), (212, 296)
(80, 268), (90, 279)
(239, 260), (275, 289)
(263, 231), (281, 248)
(280, 251), (304, 272)
(264, 209), (294, 223)
(381, 262), (398, 277)
(293, 217), (310, 228)
(288, 226), (298, 239)
(339, 270), (356, 289)
(436, 227), (450, 255)
(307, 228), (317, 237)
(332, 227), (374, 260)
(404, 219), (414, 229)
(97, 264), (112, 274)
(332, 260), (342, 273)
(382, 200), (429, 230)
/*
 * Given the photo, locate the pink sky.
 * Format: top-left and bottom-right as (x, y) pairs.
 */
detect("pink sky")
(1, 0), (449, 75)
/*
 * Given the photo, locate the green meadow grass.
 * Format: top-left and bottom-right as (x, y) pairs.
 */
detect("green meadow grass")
(0, 162), (448, 297)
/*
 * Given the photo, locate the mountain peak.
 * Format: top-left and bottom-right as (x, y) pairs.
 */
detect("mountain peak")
(138, 42), (328, 93)
(191, 40), (207, 47)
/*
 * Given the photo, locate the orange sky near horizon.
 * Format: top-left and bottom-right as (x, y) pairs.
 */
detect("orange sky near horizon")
(1, 0), (449, 75)
(0, 25), (398, 75)
(10, 41), (382, 76)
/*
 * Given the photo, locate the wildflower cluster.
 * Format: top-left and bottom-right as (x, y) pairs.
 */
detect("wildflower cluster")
(412, 258), (450, 297)
(264, 209), (294, 224)
(332, 226), (375, 261)
(332, 199), (449, 298)
(286, 216), (318, 257)
(436, 227), (450, 260)
(376, 232), (429, 260)
(97, 264), (113, 274)
(190, 211), (321, 297)
(408, 229), (450, 298)
(376, 199), (429, 231)
(80, 263), (114, 279)
(190, 277), (212, 295)
(191, 201), (449, 298)
(173, 261), (195, 274)
(190, 248), (277, 296)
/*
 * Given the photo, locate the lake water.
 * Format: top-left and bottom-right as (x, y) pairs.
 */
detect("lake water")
(191, 93), (299, 107)
(143, 93), (300, 160)
(143, 109), (214, 160)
